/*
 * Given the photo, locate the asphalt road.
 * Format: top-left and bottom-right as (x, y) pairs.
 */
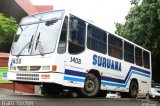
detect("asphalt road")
(0, 93), (160, 106)
(0, 88), (159, 106)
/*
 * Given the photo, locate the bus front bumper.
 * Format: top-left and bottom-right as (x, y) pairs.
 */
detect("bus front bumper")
(7, 71), (64, 85)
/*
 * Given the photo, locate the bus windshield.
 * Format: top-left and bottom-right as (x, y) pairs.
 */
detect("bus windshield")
(11, 10), (64, 56)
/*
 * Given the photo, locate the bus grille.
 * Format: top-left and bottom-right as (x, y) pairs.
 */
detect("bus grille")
(17, 66), (41, 71)
(16, 74), (39, 81)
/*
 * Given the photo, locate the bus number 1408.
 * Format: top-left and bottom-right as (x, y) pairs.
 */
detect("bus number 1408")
(70, 57), (81, 64)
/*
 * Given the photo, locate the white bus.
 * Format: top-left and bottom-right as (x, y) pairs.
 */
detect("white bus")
(8, 10), (151, 98)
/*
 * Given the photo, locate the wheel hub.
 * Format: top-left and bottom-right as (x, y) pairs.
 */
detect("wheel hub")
(85, 80), (95, 93)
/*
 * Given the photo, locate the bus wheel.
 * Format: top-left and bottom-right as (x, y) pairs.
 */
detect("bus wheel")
(129, 80), (138, 98)
(81, 73), (100, 97)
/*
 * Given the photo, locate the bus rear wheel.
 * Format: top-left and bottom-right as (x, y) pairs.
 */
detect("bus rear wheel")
(129, 80), (138, 98)
(80, 73), (100, 97)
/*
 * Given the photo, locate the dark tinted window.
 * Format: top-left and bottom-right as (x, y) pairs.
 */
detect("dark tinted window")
(69, 16), (86, 54)
(108, 34), (122, 59)
(87, 25), (107, 54)
(57, 17), (68, 54)
(124, 41), (134, 63)
(135, 47), (142, 66)
(143, 51), (150, 69)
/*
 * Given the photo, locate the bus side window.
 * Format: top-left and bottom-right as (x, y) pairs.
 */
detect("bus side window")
(124, 41), (134, 63)
(143, 51), (150, 69)
(135, 47), (142, 66)
(108, 34), (122, 60)
(87, 25), (107, 54)
(57, 16), (68, 54)
(68, 16), (85, 54)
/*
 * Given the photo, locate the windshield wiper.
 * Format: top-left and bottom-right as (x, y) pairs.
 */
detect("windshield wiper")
(28, 35), (33, 50)
(16, 35), (34, 57)
(35, 32), (44, 56)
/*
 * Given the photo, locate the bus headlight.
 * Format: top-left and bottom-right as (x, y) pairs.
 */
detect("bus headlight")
(42, 66), (50, 70)
(10, 66), (16, 70)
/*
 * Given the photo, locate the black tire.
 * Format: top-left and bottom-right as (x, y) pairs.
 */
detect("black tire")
(129, 80), (138, 98)
(80, 73), (100, 97)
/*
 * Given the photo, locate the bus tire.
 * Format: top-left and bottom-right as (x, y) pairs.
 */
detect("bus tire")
(81, 73), (100, 97)
(129, 80), (138, 98)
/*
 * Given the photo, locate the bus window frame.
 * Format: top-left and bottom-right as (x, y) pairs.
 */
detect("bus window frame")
(124, 41), (134, 64)
(57, 16), (68, 54)
(68, 15), (86, 55)
(143, 50), (150, 69)
(108, 34), (123, 60)
(135, 47), (142, 66)
(87, 24), (107, 54)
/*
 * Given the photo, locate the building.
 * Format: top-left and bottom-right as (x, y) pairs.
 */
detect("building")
(0, 0), (53, 22)
(0, 0), (53, 94)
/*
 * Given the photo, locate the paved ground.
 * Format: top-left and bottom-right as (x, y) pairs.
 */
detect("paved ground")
(0, 88), (34, 97)
(0, 88), (160, 106)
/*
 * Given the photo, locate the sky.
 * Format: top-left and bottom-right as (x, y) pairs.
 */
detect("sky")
(31, 0), (131, 33)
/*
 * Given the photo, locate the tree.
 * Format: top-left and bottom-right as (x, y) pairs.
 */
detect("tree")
(0, 13), (18, 52)
(115, 0), (160, 82)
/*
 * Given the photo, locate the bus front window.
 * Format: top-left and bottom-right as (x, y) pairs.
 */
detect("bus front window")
(12, 24), (38, 56)
(32, 19), (62, 55)
(11, 10), (65, 56)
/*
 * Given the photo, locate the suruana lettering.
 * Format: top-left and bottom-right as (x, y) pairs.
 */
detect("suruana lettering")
(92, 54), (121, 71)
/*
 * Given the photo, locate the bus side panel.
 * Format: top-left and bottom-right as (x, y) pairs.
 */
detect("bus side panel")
(63, 48), (151, 96)
(63, 66), (86, 88)
(121, 61), (151, 94)
(82, 49), (129, 92)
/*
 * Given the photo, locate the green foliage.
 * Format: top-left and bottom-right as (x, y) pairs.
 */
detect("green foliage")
(0, 13), (18, 45)
(115, 0), (160, 81)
